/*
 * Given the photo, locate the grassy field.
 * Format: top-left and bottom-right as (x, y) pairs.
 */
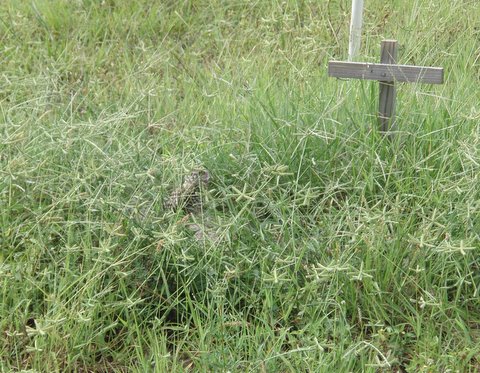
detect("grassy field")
(1, 0), (479, 371)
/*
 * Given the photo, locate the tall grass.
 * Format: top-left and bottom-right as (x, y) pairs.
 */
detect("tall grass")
(1, 0), (479, 371)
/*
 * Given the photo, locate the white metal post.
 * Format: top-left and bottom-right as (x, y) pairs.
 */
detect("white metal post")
(348, 0), (364, 61)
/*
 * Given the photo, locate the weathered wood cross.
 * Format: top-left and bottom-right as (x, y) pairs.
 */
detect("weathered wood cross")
(328, 40), (444, 134)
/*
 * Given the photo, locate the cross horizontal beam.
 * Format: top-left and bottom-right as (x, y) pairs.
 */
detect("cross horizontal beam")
(328, 61), (444, 84)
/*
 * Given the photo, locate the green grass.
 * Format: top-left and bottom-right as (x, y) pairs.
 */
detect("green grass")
(1, 0), (479, 371)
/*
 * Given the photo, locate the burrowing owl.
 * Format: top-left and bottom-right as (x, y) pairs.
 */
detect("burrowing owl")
(163, 169), (210, 212)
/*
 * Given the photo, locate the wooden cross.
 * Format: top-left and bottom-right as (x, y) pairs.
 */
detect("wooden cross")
(328, 40), (444, 134)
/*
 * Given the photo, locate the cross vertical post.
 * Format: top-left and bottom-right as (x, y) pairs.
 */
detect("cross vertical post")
(378, 40), (398, 134)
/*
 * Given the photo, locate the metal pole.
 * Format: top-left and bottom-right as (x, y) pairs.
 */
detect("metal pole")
(348, 0), (364, 61)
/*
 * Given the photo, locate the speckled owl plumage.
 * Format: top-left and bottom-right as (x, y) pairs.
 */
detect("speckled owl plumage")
(163, 169), (210, 213)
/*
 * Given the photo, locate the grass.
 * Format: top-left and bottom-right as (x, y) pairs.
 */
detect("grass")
(0, 0), (479, 371)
